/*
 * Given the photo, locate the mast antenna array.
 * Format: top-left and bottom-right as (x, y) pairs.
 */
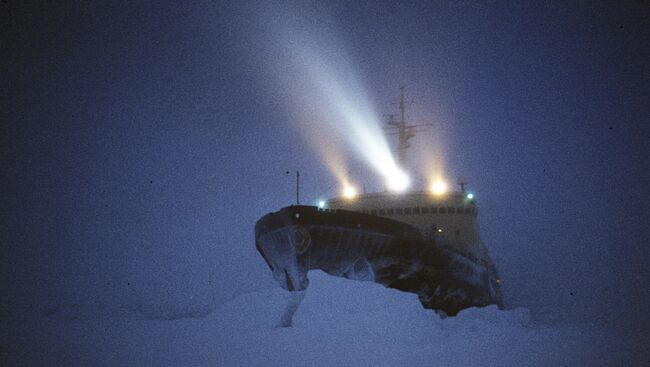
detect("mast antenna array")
(385, 86), (432, 168)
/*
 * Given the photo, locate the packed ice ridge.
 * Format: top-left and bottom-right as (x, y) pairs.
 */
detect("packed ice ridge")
(9, 270), (645, 366)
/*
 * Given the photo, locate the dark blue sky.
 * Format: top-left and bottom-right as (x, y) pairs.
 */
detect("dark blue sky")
(1, 1), (648, 329)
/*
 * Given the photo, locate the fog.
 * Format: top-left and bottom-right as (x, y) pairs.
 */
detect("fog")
(2, 0), (647, 357)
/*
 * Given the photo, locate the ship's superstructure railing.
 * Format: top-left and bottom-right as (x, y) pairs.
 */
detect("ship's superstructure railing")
(354, 205), (477, 217)
(325, 190), (484, 258)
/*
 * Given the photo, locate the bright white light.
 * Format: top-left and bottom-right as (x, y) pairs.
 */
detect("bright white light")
(270, 16), (409, 192)
(386, 169), (411, 192)
(342, 185), (357, 199)
(318, 200), (326, 208)
(467, 193), (474, 200)
(295, 44), (406, 192)
(430, 181), (448, 195)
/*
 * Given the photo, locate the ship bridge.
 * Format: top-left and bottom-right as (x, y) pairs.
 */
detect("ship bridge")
(324, 191), (486, 258)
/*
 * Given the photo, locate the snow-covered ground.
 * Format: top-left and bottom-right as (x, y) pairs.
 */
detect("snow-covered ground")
(3, 271), (646, 366)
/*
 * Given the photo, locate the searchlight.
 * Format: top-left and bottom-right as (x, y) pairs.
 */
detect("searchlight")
(342, 185), (357, 200)
(386, 169), (411, 193)
(430, 181), (448, 195)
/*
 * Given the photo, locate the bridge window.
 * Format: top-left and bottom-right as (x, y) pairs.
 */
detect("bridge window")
(404, 208), (412, 215)
(455, 229), (460, 236)
(422, 207), (429, 214)
(413, 207), (421, 215)
(465, 207), (472, 214)
(371, 209), (377, 215)
(448, 207), (455, 214)
(379, 209), (386, 215)
(387, 208), (394, 215)
(395, 208), (403, 215)
(438, 207), (446, 214)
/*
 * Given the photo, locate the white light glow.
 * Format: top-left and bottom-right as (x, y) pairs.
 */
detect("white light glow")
(386, 169), (411, 192)
(467, 193), (474, 200)
(271, 19), (407, 194)
(304, 67), (406, 191)
(318, 200), (326, 208)
(430, 181), (448, 195)
(342, 185), (357, 199)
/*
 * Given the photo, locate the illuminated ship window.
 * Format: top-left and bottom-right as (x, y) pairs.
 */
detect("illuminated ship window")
(379, 209), (386, 215)
(421, 207), (429, 214)
(371, 209), (377, 215)
(404, 208), (412, 215)
(396, 208), (403, 215)
(413, 207), (421, 215)
(438, 207), (446, 214)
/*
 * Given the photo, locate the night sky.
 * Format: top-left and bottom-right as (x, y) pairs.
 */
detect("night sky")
(2, 0), (648, 334)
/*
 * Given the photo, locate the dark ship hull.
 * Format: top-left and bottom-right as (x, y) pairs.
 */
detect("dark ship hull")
(255, 205), (503, 316)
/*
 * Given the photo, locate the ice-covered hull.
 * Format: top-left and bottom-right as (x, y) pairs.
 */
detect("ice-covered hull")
(255, 205), (503, 316)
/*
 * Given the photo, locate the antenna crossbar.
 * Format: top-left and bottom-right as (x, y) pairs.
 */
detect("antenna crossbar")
(385, 86), (433, 168)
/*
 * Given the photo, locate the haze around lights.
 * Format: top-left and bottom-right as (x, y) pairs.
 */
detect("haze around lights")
(266, 8), (420, 196)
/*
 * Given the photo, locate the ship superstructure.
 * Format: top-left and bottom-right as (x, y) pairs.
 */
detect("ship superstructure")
(325, 191), (483, 259)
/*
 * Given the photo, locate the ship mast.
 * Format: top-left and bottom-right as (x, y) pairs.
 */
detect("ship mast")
(386, 86), (431, 168)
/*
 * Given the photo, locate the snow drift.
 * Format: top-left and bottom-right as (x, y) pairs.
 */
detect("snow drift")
(2, 271), (645, 366)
